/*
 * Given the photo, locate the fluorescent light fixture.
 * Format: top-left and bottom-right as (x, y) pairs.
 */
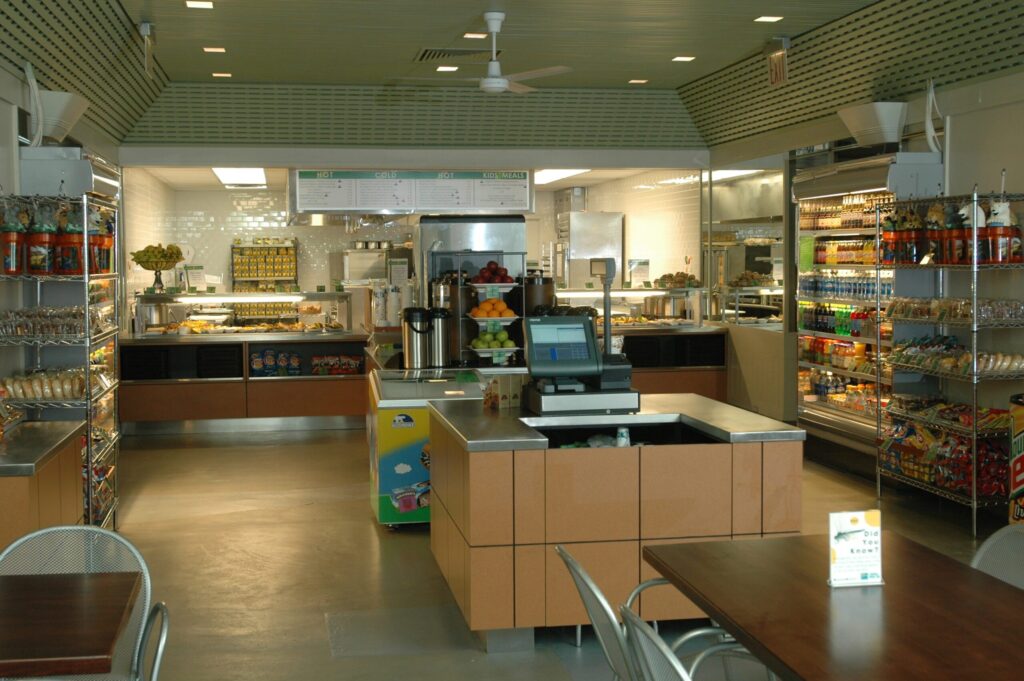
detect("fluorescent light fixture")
(176, 294), (304, 304)
(555, 290), (669, 299)
(703, 169), (762, 182)
(672, 56), (696, 62)
(633, 184), (658, 190)
(211, 72), (232, 78)
(212, 168), (267, 186)
(628, 79), (648, 84)
(443, 390), (466, 396)
(534, 169), (590, 185)
(463, 32), (488, 39)
(755, 16), (783, 22)
(185, 1), (214, 8)
(436, 65), (459, 72)
(203, 47), (226, 53)
(658, 175), (700, 186)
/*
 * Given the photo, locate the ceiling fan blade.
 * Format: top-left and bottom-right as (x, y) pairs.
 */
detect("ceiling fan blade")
(506, 81), (537, 94)
(506, 65), (572, 82)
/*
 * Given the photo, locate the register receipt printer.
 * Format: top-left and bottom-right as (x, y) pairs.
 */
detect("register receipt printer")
(523, 316), (641, 415)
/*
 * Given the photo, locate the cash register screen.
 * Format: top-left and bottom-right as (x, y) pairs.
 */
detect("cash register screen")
(524, 317), (600, 377)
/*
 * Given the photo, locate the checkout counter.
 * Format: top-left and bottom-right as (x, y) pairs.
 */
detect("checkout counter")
(422, 275), (805, 646)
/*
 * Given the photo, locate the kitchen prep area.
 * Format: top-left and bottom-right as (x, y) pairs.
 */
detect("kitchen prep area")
(4, 2), (1024, 680)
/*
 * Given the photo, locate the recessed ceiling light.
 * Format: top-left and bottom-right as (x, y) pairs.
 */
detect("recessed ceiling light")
(534, 169), (591, 185)
(211, 72), (232, 78)
(185, 1), (214, 8)
(203, 47), (226, 53)
(212, 168), (266, 186)
(628, 79), (648, 84)
(436, 66), (459, 72)
(463, 32), (488, 39)
(672, 56), (695, 62)
(755, 16), (783, 22)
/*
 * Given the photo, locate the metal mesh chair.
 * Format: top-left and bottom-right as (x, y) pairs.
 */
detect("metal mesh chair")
(971, 524), (1024, 590)
(556, 545), (668, 680)
(0, 526), (169, 681)
(620, 605), (694, 681)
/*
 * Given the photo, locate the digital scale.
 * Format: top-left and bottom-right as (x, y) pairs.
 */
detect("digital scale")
(523, 258), (641, 415)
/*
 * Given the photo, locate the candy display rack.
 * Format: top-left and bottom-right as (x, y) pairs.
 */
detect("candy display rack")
(874, 191), (1024, 535)
(0, 193), (121, 530)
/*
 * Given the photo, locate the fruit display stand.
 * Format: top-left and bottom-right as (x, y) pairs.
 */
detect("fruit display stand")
(429, 250), (526, 367)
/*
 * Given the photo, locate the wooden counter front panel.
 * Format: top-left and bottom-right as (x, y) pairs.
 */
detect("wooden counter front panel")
(467, 546), (514, 631)
(0, 477), (38, 551)
(120, 382), (246, 421)
(35, 455), (62, 529)
(513, 449), (545, 545)
(631, 369), (726, 401)
(546, 447), (639, 544)
(429, 416), (449, 509)
(732, 443), (763, 536)
(246, 378), (366, 418)
(640, 444), (731, 539)
(514, 545), (546, 628)
(466, 450), (514, 547)
(59, 440), (83, 525)
(762, 441), (803, 534)
(545, 541), (639, 627)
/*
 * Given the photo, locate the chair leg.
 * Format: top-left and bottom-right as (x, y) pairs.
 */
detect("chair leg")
(575, 624), (582, 648)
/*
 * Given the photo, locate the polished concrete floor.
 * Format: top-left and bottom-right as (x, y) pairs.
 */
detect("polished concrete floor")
(118, 430), (1000, 681)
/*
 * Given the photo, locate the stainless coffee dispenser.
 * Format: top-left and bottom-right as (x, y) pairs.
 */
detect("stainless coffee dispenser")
(428, 307), (451, 368)
(400, 307), (431, 369)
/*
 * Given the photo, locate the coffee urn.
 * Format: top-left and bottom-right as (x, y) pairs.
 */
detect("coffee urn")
(401, 307), (431, 369)
(429, 307), (452, 368)
(523, 273), (555, 316)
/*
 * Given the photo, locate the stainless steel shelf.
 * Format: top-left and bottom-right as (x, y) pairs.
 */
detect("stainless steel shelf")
(797, 296), (890, 307)
(803, 263), (877, 271)
(798, 228), (877, 237)
(0, 327), (118, 347)
(91, 433), (121, 466)
(798, 329), (892, 347)
(890, 362), (1024, 382)
(881, 263), (1024, 271)
(877, 469), (1006, 508)
(798, 361), (891, 385)
(97, 498), (118, 530)
(888, 316), (1024, 329)
(4, 381), (119, 410)
(884, 408), (1009, 437)
(798, 401), (885, 428)
(0, 272), (118, 282)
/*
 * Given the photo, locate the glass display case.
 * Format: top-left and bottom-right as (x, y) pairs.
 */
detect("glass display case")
(132, 290), (353, 336)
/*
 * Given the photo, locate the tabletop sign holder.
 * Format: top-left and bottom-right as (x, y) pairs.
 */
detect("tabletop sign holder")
(828, 510), (884, 588)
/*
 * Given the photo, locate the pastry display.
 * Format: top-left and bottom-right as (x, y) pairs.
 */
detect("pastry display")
(654, 271), (701, 288)
(728, 271), (776, 287)
(889, 335), (1024, 376)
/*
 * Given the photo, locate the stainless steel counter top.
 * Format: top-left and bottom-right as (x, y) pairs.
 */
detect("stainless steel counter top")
(0, 421), (86, 477)
(122, 331), (370, 345)
(371, 369), (486, 409)
(428, 392), (804, 452)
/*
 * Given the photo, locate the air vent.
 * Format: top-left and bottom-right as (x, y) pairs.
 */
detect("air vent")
(415, 47), (499, 63)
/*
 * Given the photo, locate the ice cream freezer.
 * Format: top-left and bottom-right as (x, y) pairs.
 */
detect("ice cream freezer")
(367, 369), (485, 525)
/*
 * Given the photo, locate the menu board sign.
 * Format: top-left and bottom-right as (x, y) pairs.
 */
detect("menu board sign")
(292, 170), (532, 213)
(828, 510), (884, 588)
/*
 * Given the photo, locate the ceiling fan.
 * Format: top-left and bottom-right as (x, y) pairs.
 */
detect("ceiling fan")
(404, 12), (571, 94)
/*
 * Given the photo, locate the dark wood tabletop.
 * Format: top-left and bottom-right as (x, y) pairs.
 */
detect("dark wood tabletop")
(644, 532), (1024, 681)
(0, 572), (142, 677)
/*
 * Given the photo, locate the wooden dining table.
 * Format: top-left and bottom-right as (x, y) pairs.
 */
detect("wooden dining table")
(0, 572), (142, 677)
(644, 532), (1024, 681)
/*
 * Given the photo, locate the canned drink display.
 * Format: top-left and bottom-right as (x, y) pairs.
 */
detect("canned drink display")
(1010, 394), (1024, 524)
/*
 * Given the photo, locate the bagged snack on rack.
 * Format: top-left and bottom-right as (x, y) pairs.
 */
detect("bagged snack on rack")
(277, 352), (289, 377)
(262, 349), (277, 377)
(288, 354), (302, 376)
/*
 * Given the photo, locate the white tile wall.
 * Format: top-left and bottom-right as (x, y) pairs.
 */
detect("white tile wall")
(585, 170), (703, 284)
(122, 167), (175, 291)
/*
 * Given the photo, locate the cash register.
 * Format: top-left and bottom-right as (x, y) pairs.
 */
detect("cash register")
(523, 258), (641, 415)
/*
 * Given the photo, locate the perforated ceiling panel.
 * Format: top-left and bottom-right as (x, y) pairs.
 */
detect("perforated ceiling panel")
(125, 83), (705, 148)
(0, 0), (168, 142)
(680, 0), (1024, 147)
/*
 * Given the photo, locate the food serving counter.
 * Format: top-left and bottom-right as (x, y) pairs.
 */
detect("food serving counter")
(426, 393), (804, 645)
(365, 324), (728, 400)
(0, 421), (85, 548)
(367, 369), (484, 525)
(118, 331), (370, 427)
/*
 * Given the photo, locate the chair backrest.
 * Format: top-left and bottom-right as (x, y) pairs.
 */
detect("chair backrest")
(0, 526), (152, 679)
(620, 605), (693, 681)
(555, 545), (636, 681)
(971, 524), (1024, 590)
